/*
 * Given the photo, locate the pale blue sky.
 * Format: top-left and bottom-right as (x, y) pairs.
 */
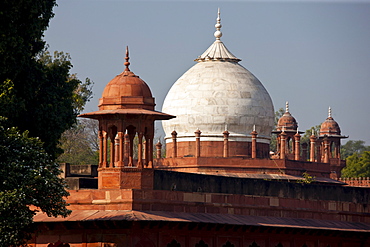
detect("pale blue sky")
(45, 0), (370, 144)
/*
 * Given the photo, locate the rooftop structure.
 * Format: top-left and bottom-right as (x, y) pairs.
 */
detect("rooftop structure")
(31, 10), (369, 247)
(162, 9), (274, 159)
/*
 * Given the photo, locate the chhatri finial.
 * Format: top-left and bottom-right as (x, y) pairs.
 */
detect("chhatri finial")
(285, 101), (289, 113)
(124, 46), (130, 71)
(214, 8), (222, 40)
(328, 106), (332, 118)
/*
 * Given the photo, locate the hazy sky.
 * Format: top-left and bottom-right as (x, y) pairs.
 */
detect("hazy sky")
(45, 0), (370, 144)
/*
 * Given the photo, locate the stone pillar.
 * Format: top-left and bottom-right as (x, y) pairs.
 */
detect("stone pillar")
(223, 130), (229, 158)
(276, 135), (281, 154)
(323, 136), (330, 163)
(143, 140), (147, 165)
(310, 134), (317, 162)
(316, 140), (321, 163)
(116, 132), (124, 167)
(102, 131), (108, 168)
(250, 126), (258, 159)
(124, 132), (130, 166)
(171, 130), (177, 158)
(294, 131), (301, 161)
(114, 134), (120, 167)
(195, 129), (201, 158)
(98, 131), (103, 168)
(146, 135), (153, 168)
(137, 132), (143, 168)
(156, 141), (162, 159)
(280, 131), (287, 159)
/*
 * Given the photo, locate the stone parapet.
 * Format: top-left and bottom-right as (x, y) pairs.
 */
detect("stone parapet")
(155, 157), (332, 178)
(339, 177), (370, 187)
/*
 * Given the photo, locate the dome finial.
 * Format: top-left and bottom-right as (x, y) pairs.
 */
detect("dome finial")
(214, 8), (222, 40)
(124, 46), (130, 71)
(328, 106), (332, 118)
(285, 101), (289, 113)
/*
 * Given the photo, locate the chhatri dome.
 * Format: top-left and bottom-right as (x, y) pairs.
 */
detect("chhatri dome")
(276, 102), (298, 131)
(320, 107), (341, 136)
(162, 9), (274, 156)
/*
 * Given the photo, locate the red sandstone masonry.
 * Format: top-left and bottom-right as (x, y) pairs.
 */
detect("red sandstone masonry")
(65, 188), (370, 223)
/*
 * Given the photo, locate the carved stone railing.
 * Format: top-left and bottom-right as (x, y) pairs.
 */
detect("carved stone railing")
(338, 177), (370, 187)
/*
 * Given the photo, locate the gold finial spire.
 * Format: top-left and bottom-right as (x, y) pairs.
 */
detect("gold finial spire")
(124, 46), (130, 71)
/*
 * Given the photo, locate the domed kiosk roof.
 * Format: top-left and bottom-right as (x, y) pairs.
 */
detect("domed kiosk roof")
(276, 102), (298, 131)
(162, 10), (274, 143)
(79, 47), (174, 121)
(99, 47), (154, 111)
(320, 107), (341, 136)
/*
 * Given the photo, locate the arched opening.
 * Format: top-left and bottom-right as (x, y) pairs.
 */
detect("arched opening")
(331, 141), (336, 159)
(249, 241), (260, 247)
(287, 137), (293, 154)
(108, 125), (117, 167)
(167, 239), (181, 247)
(222, 240), (235, 247)
(195, 240), (208, 247)
(125, 125), (136, 167)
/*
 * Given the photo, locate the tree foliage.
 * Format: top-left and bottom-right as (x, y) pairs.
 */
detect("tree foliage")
(340, 140), (370, 178)
(57, 119), (99, 165)
(270, 107), (284, 152)
(341, 151), (370, 178)
(0, 119), (71, 246)
(340, 140), (370, 160)
(0, 0), (91, 244)
(300, 125), (321, 145)
(0, 50), (93, 158)
(0, 1), (93, 158)
(0, 0), (56, 77)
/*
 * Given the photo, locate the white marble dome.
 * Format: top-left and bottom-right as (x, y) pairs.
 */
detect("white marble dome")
(162, 11), (274, 144)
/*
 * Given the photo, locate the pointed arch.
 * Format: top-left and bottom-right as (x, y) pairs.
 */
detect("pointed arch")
(222, 240), (235, 247)
(167, 239), (181, 247)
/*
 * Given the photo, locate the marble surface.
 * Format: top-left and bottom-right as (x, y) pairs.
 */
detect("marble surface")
(162, 60), (274, 143)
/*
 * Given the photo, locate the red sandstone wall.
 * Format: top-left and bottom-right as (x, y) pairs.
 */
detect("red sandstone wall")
(65, 188), (370, 223)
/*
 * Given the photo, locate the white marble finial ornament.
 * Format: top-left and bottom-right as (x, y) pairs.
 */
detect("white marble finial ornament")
(328, 106), (332, 118)
(311, 128), (315, 136)
(225, 124), (228, 131)
(285, 101), (289, 113)
(214, 8), (222, 40)
(253, 124), (256, 132)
